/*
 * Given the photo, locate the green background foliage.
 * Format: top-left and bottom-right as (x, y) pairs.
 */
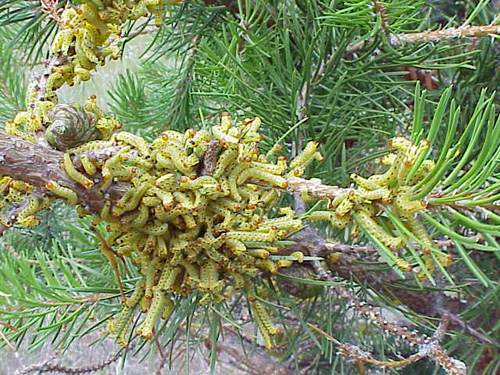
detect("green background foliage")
(0, 0), (499, 374)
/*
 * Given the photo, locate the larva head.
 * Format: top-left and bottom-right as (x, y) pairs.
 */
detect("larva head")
(46, 181), (56, 190)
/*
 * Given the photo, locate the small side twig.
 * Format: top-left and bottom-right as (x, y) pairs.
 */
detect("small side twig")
(14, 347), (128, 375)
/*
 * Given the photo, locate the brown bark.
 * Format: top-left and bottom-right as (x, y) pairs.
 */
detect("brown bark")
(0, 131), (126, 214)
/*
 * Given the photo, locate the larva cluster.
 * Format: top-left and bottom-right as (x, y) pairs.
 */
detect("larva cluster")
(2, 0), (311, 350)
(305, 137), (449, 278)
(5, 0), (180, 139)
(44, 113), (317, 347)
(0, 177), (51, 229)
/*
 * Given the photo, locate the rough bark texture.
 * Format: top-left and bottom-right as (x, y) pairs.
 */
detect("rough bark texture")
(0, 131), (127, 213)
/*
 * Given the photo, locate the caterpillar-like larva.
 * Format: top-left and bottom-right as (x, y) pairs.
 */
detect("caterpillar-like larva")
(156, 266), (182, 291)
(125, 282), (145, 308)
(225, 229), (278, 242)
(355, 208), (403, 249)
(367, 152), (405, 187)
(113, 131), (150, 156)
(213, 148), (238, 179)
(237, 168), (288, 188)
(136, 289), (167, 339)
(17, 196), (40, 221)
(46, 180), (78, 205)
(393, 190), (427, 217)
(63, 153), (94, 189)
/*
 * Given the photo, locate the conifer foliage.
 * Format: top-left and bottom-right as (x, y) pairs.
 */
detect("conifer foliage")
(0, 1), (499, 374)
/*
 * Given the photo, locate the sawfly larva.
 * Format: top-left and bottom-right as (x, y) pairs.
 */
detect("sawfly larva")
(113, 132), (150, 156)
(136, 289), (167, 339)
(213, 148), (238, 179)
(355, 209), (402, 248)
(237, 168), (288, 188)
(46, 180), (78, 205)
(79, 154), (97, 175)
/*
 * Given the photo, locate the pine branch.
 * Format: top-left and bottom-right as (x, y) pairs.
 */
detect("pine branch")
(346, 24), (500, 55)
(14, 346), (128, 375)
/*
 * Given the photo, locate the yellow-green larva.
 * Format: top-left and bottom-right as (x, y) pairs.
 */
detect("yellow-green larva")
(17, 196), (39, 221)
(79, 154), (97, 175)
(367, 152), (405, 187)
(125, 282), (145, 308)
(289, 141), (318, 170)
(136, 289), (167, 339)
(156, 266), (182, 291)
(113, 131), (150, 156)
(251, 300), (279, 336)
(129, 204), (149, 228)
(355, 209), (402, 248)
(141, 221), (169, 236)
(17, 216), (41, 227)
(237, 168), (288, 188)
(227, 163), (249, 201)
(67, 140), (113, 154)
(213, 148), (238, 179)
(119, 182), (151, 214)
(393, 190), (427, 217)
(46, 180), (78, 205)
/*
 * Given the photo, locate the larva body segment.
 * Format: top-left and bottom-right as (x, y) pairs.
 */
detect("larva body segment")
(79, 154), (97, 175)
(247, 249), (270, 259)
(102, 147), (130, 180)
(306, 210), (331, 221)
(119, 182), (151, 214)
(125, 282), (145, 308)
(142, 196), (161, 207)
(237, 168), (288, 188)
(46, 180), (78, 205)
(251, 300), (279, 336)
(181, 176), (218, 191)
(335, 196), (354, 216)
(112, 306), (133, 344)
(388, 137), (412, 151)
(254, 259), (278, 274)
(355, 209), (403, 248)
(250, 156), (287, 175)
(162, 296), (175, 320)
(357, 187), (390, 201)
(145, 258), (161, 298)
(156, 266), (182, 291)
(213, 148), (238, 179)
(149, 187), (174, 208)
(161, 144), (194, 176)
(408, 160), (435, 185)
(113, 131), (150, 156)
(394, 190), (427, 217)
(129, 204), (149, 228)
(67, 140), (113, 154)
(17, 216), (41, 227)
(182, 213), (197, 230)
(367, 152), (405, 187)
(180, 260), (200, 281)
(228, 163), (249, 201)
(173, 191), (194, 210)
(259, 189), (279, 209)
(141, 221), (169, 236)
(137, 289), (167, 339)
(225, 239), (247, 255)
(17, 196), (39, 221)
(225, 229), (277, 242)
(288, 141), (324, 172)
(74, 28), (100, 63)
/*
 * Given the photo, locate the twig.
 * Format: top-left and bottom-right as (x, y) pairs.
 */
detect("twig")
(285, 177), (354, 199)
(308, 256), (467, 375)
(14, 347), (128, 375)
(345, 24), (500, 56)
